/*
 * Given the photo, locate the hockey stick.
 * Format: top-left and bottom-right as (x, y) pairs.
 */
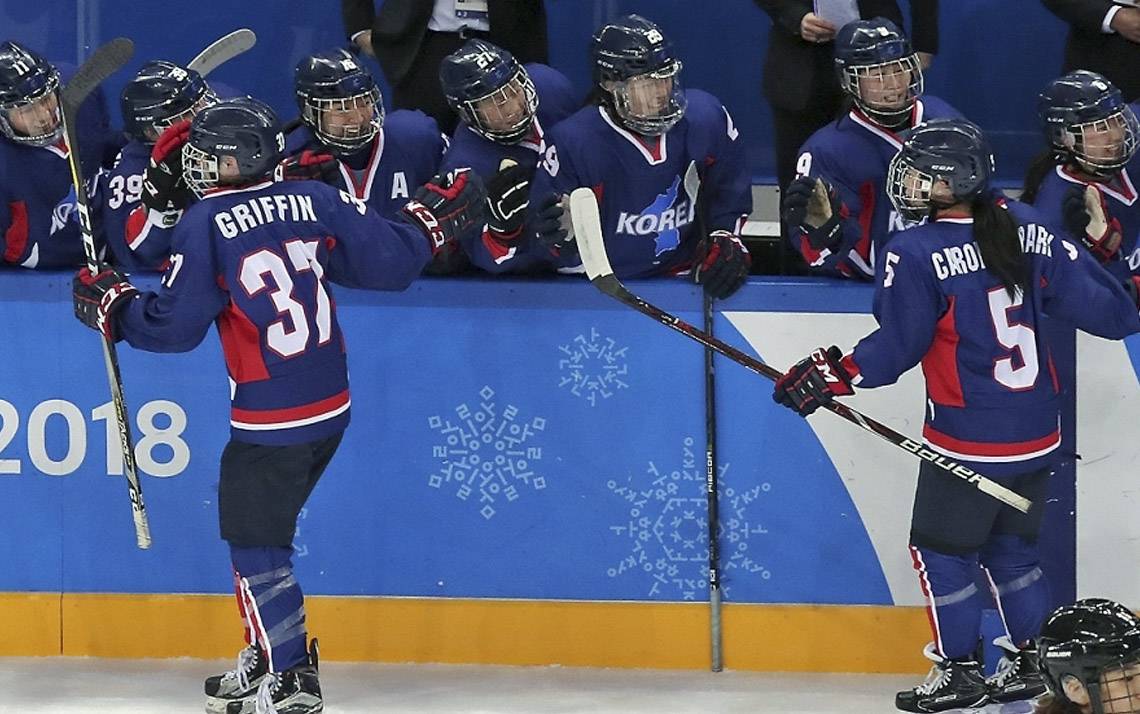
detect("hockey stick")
(567, 188), (1032, 514)
(702, 291), (724, 672)
(187, 28), (256, 77)
(60, 37), (152, 549)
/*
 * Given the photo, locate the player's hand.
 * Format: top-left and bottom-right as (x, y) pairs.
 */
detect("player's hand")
(353, 30), (376, 57)
(72, 265), (138, 340)
(800, 13), (837, 43)
(692, 230), (751, 299)
(401, 168), (487, 255)
(274, 150), (339, 184)
(486, 158), (535, 240)
(534, 192), (578, 262)
(1063, 184), (1122, 264)
(1111, 7), (1140, 43)
(783, 176), (843, 251)
(141, 120), (192, 213)
(773, 346), (855, 417)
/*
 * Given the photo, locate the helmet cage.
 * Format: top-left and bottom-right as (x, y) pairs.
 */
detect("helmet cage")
(607, 59), (686, 136)
(887, 154), (937, 222)
(1055, 106), (1140, 176)
(840, 54), (923, 126)
(0, 69), (61, 146)
(181, 141), (221, 198)
(301, 85), (383, 152)
(459, 66), (537, 144)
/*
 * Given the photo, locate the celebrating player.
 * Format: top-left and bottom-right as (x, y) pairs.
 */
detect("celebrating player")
(781, 18), (963, 279)
(771, 118), (1140, 712)
(1022, 70), (1140, 280)
(1036, 598), (1140, 714)
(437, 38), (577, 274)
(531, 14), (753, 299)
(70, 97), (485, 714)
(0, 40), (120, 268)
(105, 60), (218, 272)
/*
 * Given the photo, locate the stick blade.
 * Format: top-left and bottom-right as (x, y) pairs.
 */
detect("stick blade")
(568, 187), (614, 281)
(188, 28), (257, 77)
(60, 37), (134, 111)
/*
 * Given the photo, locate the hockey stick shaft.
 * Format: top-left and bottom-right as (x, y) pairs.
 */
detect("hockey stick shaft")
(187, 28), (256, 77)
(60, 38), (152, 549)
(703, 292), (724, 673)
(567, 188), (1032, 515)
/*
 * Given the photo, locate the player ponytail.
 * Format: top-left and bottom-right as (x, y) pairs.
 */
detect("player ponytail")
(1031, 693), (1082, 714)
(973, 193), (1028, 301)
(1020, 149), (1057, 205)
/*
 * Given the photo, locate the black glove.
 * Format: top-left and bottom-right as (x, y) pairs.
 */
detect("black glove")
(534, 191), (578, 261)
(274, 149), (340, 184)
(141, 120), (192, 213)
(400, 169), (487, 255)
(772, 346), (855, 417)
(72, 265), (138, 340)
(486, 158), (534, 240)
(782, 176), (843, 252)
(1062, 184), (1121, 264)
(692, 230), (751, 299)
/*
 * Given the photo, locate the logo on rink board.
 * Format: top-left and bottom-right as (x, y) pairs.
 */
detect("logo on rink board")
(427, 386), (548, 519)
(606, 437), (771, 600)
(557, 327), (630, 406)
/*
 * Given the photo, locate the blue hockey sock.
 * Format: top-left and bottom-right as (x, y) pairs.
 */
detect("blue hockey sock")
(908, 545), (983, 660)
(980, 534), (1050, 646)
(230, 545), (309, 672)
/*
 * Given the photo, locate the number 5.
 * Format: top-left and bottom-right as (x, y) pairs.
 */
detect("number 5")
(987, 288), (1038, 390)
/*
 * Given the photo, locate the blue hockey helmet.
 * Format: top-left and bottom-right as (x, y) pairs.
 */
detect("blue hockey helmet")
(887, 117), (994, 221)
(1037, 599), (1140, 714)
(182, 96), (284, 197)
(834, 18), (923, 127)
(121, 60), (216, 144)
(1038, 70), (1139, 176)
(294, 48), (382, 153)
(590, 14), (686, 136)
(0, 40), (61, 146)
(439, 39), (537, 144)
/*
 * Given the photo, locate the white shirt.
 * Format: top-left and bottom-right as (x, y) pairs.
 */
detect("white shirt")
(428, 0), (491, 33)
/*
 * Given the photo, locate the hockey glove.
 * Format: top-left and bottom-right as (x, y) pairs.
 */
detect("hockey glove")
(72, 265), (138, 340)
(535, 192), (578, 262)
(1062, 184), (1122, 264)
(401, 168), (487, 255)
(772, 346), (855, 417)
(486, 158), (535, 241)
(141, 120), (192, 213)
(274, 150), (339, 184)
(1126, 275), (1140, 310)
(692, 230), (751, 299)
(782, 176), (844, 251)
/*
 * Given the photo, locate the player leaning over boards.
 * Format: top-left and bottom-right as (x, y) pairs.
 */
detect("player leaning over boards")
(781, 18), (963, 279)
(530, 14), (753, 299)
(771, 118), (1140, 713)
(70, 97), (485, 714)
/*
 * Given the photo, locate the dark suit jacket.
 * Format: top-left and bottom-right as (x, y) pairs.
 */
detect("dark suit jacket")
(1042, 0), (1140, 102)
(754, 0), (938, 113)
(342, 0), (549, 87)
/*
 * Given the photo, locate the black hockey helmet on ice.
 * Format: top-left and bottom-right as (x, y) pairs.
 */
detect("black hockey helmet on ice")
(1037, 598), (1140, 714)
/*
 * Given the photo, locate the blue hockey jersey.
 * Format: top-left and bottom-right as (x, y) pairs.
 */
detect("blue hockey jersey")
(792, 97), (963, 279)
(439, 63), (578, 274)
(532, 89), (752, 279)
(1028, 157), (1140, 280)
(844, 199), (1140, 475)
(115, 180), (432, 446)
(102, 139), (176, 272)
(0, 65), (121, 269)
(285, 109), (446, 220)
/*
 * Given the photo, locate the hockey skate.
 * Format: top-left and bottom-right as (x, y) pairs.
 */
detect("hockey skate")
(204, 643), (268, 714)
(227, 639), (322, 714)
(896, 643), (989, 712)
(986, 638), (1047, 703)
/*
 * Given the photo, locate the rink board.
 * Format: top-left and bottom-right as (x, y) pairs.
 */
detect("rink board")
(0, 273), (1134, 671)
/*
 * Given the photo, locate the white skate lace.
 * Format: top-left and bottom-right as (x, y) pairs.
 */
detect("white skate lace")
(987, 652), (1020, 687)
(253, 673), (281, 714)
(219, 645), (258, 691)
(914, 664), (952, 695)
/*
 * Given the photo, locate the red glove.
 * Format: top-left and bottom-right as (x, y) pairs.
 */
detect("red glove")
(141, 120), (192, 212)
(692, 230), (751, 299)
(72, 265), (138, 340)
(401, 169), (487, 255)
(773, 346), (855, 417)
(274, 150), (339, 183)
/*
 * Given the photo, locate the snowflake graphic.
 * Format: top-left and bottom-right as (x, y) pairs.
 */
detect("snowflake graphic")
(558, 327), (630, 406)
(427, 386), (548, 520)
(606, 436), (771, 599)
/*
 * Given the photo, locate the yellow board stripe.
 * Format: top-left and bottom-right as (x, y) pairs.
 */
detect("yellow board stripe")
(2, 594), (931, 673)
